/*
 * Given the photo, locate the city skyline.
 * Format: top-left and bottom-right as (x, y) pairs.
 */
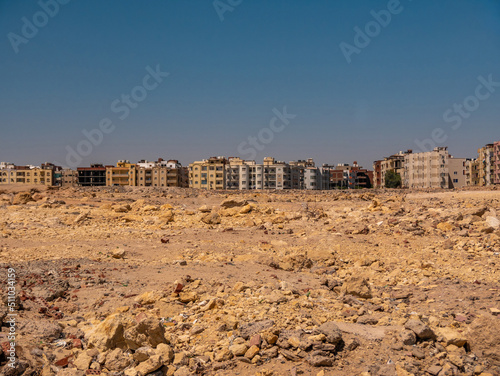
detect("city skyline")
(1, 1), (499, 169)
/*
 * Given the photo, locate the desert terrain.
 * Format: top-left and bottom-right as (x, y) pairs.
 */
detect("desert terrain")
(0, 186), (499, 376)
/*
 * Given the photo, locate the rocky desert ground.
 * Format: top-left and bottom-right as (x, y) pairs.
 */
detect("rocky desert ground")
(0, 186), (499, 376)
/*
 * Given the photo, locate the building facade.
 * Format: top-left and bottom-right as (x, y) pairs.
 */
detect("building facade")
(189, 157), (227, 190)
(404, 147), (466, 189)
(77, 164), (107, 186)
(494, 141), (500, 185)
(0, 164), (55, 186)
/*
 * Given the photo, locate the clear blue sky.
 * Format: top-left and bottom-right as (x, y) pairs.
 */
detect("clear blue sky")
(1, 0), (499, 168)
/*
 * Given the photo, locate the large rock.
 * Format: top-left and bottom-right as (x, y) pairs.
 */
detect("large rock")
(124, 317), (168, 350)
(467, 314), (500, 366)
(104, 348), (132, 371)
(155, 343), (174, 364)
(239, 320), (275, 340)
(86, 314), (132, 350)
(220, 199), (247, 208)
(12, 192), (33, 205)
(135, 355), (162, 376)
(343, 276), (372, 299)
(201, 212), (221, 225)
(316, 322), (342, 344)
(404, 319), (435, 340)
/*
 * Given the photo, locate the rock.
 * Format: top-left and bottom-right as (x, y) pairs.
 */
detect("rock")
(467, 314), (500, 365)
(343, 276), (372, 299)
(404, 319), (435, 340)
(411, 347), (425, 359)
(220, 199), (247, 208)
(426, 365), (442, 376)
(198, 205), (211, 213)
(135, 291), (164, 305)
(124, 317), (168, 350)
(485, 216), (500, 229)
(239, 320), (275, 340)
(156, 343), (174, 364)
(113, 204), (131, 213)
(316, 322), (342, 344)
(73, 211), (89, 224)
(135, 354), (162, 376)
(12, 192), (33, 205)
(437, 327), (467, 347)
(437, 222), (454, 232)
(308, 354), (334, 367)
(215, 348), (233, 362)
(173, 352), (189, 366)
(133, 346), (154, 362)
(111, 248), (126, 259)
(201, 212), (221, 225)
(357, 315), (378, 325)
(73, 352), (92, 370)
(179, 291), (197, 303)
(86, 313), (132, 350)
(229, 343), (248, 356)
(400, 329), (417, 346)
(245, 345), (260, 359)
(104, 348), (131, 371)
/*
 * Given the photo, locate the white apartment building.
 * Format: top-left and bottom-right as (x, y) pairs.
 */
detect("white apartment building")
(404, 147), (466, 189)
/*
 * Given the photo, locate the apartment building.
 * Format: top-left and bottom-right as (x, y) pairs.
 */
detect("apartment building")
(378, 151), (412, 188)
(477, 144), (495, 186)
(323, 162), (373, 189)
(494, 141), (500, 185)
(0, 164), (55, 186)
(106, 160), (137, 186)
(465, 159), (480, 186)
(61, 169), (78, 187)
(189, 157), (227, 190)
(404, 147), (466, 189)
(77, 164), (107, 186)
(372, 160), (382, 188)
(136, 159), (187, 187)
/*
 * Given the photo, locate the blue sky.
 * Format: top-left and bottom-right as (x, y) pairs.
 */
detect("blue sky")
(1, 0), (499, 168)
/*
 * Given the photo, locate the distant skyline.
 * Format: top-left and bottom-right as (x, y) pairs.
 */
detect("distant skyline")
(1, 0), (499, 169)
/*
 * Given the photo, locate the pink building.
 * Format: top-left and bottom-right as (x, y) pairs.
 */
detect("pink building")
(494, 141), (500, 185)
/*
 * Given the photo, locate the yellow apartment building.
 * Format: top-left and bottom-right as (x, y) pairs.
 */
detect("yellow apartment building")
(189, 157), (227, 189)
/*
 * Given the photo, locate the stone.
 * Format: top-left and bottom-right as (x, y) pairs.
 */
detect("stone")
(343, 276), (372, 299)
(123, 317), (168, 350)
(239, 320), (275, 340)
(215, 348), (233, 362)
(135, 291), (164, 305)
(229, 343), (248, 356)
(201, 212), (221, 225)
(135, 354), (162, 376)
(404, 319), (435, 340)
(412, 347), (425, 359)
(73, 352), (92, 370)
(245, 345), (260, 359)
(179, 291), (198, 303)
(111, 248), (126, 259)
(426, 365), (442, 376)
(156, 343), (174, 364)
(12, 192), (33, 205)
(220, 199), (247, 208)
(437, 327), (467, 347)
(400, 329), (417, 346)
(86, 313), (132, 350)
(308, 354), (334, 367)
(105, 348), (131, 371)
(485, 216), (500, 229)
(133, 346), (154, 362)
(316, 322), (342, 344)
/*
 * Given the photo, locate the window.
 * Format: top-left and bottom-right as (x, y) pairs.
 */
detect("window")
(454, 171), (457, 175)
(453, 179), (458, 183)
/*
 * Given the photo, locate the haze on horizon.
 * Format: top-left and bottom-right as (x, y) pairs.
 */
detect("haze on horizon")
(1, 0), (499, 169)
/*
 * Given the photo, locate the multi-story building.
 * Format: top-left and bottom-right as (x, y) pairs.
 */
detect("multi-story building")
(494, 141), (500, 185)
(61, 169), (78, 187)
(0, 164), (56, 186)
(372, 160), (382, 188)
(477, 144), (495, 186)
(136, 159), (187, 187)
(77, 164), (107, 186)
(189, 157), (227, 190)
(465, 159), (480, 186)
(106, 160), (137, 186)
(378, 151), (411, 188)
(323, 162), (373, 189)
(404, 147), (466, 189)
